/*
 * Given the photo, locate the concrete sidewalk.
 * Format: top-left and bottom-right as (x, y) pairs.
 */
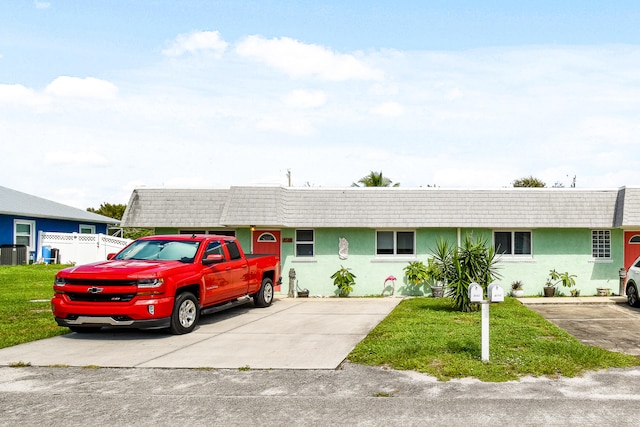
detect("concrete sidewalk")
(518, 295), (640, 356)
(0, 297), (401, 370)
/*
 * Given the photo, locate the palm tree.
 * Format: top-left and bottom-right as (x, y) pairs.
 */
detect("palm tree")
(352, 171), (400, 187)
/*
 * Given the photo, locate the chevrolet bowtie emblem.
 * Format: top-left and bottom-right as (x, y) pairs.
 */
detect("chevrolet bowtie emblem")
(86, 287), (104, 294)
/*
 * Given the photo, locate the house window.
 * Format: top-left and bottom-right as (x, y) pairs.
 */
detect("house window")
(14, 220), (35, 251)
(79, 224), (96, 234)
(494, 231), (532, 255)
(258, 233), (277, 242)
(592, 230), (611, 258)
(295, 229), (314, 257)
(376, 231), (415, 256)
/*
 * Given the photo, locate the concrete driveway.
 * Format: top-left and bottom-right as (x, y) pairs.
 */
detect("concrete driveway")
(520, 296), (640, 356)
(0, 297), (401, 369)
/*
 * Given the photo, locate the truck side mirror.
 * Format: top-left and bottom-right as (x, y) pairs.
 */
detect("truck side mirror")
(202, 254), (224, 265)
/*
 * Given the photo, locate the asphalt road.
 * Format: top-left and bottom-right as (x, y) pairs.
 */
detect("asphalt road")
(3, 297), (640, 426)
(2, 363), (640, 426)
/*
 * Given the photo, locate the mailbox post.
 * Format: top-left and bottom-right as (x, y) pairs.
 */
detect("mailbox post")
(468, 281), (504, 362)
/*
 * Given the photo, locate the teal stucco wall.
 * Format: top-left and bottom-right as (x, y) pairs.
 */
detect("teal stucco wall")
(153, 226), (625, 297)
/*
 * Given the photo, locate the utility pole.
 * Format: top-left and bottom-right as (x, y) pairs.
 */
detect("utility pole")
(287, 169), (292, 187)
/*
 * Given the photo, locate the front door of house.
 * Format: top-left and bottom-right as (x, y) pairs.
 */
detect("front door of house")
(252, 230), (281, 291)
(252, 230), (281, 259)
(624, 231), (640, 272)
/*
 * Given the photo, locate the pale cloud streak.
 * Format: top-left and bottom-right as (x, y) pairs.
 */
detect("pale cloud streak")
(281, 90), (327, 108)
(45, 76), (118, 100)
(235, 35), (383, 81)
(162, 30), (228, 57)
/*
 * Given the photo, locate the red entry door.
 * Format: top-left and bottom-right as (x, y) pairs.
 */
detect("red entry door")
(252, 230), (281, 258)
(624, 231), (640, 271)
(252, 230), (281, 291)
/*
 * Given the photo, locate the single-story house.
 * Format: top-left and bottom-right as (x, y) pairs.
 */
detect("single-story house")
(0, 185), (119, 264)
(121, 186), (640, 297)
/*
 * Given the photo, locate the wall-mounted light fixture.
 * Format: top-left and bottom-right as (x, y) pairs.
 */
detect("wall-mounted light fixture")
(250, 225), (256, 231)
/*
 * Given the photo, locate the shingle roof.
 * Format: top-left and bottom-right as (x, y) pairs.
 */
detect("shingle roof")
(121, 186), (640, 229)
(0, 186), (118, 224)
(122, 188), (229, 227)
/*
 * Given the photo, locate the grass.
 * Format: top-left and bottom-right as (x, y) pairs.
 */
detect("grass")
(0, 264), (70, 349)
(349, 297), (640, 382)
(2, 265), (639, 382)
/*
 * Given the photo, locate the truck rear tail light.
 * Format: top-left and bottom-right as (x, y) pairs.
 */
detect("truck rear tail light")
(147, 305), (155, 315)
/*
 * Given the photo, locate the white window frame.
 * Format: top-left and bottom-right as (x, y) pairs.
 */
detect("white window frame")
(295, 229), (315, 257)
(79, 224), (96, 234)
(14, 219), (36, 252)
(493, 230), (532, 257)
(375, 230), (416, 257)
(592, 230), (611, 259)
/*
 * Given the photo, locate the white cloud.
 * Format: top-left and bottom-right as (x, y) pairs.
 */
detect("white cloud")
(256, 117), (315, 136)
(235, 35), (383, 81)
(34, 1), (50, 9)
(45, 76), (118, 100)
(0, 84), (45, 106)
(371, 102), (405, 117)
(281, 90), (327, 108)
(43, 151), (109, 167)
(162, 30), (228, 57)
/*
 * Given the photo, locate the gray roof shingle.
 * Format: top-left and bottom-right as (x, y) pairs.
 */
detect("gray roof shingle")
(0, 186), (118, 224)
(121, 186), (638, 229)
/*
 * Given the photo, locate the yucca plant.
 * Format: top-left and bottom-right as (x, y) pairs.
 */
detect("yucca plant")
(431, 235), (501, 312)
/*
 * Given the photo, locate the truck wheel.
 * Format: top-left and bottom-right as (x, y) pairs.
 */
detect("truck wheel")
(627, 283), (640, 307)
(254, 278), (274, 308)
(170, 292), (200, 334)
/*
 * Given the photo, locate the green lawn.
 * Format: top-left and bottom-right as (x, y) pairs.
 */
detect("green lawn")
(0, 264), (69, 348)
(349, 297), (640, 381)
(2, 265), (639, 382)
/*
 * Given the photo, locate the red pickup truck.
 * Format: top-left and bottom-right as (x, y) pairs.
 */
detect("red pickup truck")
(52, 235), (280, 334)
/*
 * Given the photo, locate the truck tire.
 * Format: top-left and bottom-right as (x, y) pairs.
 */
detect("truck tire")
(254, 278), (274, 308)
(170, 292), (200, 334)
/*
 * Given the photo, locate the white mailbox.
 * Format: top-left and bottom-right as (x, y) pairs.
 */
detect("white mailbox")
(487, 282), (504, 303)
(468, 282), (484, 303)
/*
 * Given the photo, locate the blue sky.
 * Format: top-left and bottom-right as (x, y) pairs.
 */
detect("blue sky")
(1, 1), (640, 209)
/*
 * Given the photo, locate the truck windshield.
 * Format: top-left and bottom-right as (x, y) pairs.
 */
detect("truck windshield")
(115, 240), (200, 263)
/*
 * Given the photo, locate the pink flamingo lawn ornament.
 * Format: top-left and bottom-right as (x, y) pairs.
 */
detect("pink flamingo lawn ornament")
(381, 275), (396, 297)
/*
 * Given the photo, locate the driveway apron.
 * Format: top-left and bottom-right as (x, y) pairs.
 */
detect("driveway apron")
(0, 297), (401, 369)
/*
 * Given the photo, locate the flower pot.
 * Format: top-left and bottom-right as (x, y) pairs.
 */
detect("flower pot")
(512, 289), (524, 298)
(430, 285), (444, 298)
(597, 288), (609, 297)
(543, 286), (556, 297)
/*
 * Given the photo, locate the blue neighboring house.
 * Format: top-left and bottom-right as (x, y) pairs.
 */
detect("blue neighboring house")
(0, 185), (118, 264)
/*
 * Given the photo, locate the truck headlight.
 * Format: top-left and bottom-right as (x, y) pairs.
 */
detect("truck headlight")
(54, 277), (67, 286)
(136, 278), (164, 289)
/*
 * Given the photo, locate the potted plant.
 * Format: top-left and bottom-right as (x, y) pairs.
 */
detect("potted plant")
(544, 269), (577, 297)
(425, 257), (445, 298)
(403, 260), (428, 295)
(511, 280), (524, 298)
(331, 265), (356, 297)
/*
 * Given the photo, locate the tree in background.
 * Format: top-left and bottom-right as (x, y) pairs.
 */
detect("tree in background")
(512, 176), (546, 187)
(87, 203), (152, 240)
(87, 203), (126, 219)
(352, 171), (400, 187)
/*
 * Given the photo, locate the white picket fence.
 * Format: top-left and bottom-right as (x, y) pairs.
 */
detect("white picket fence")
(38, 232), (132, 265)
